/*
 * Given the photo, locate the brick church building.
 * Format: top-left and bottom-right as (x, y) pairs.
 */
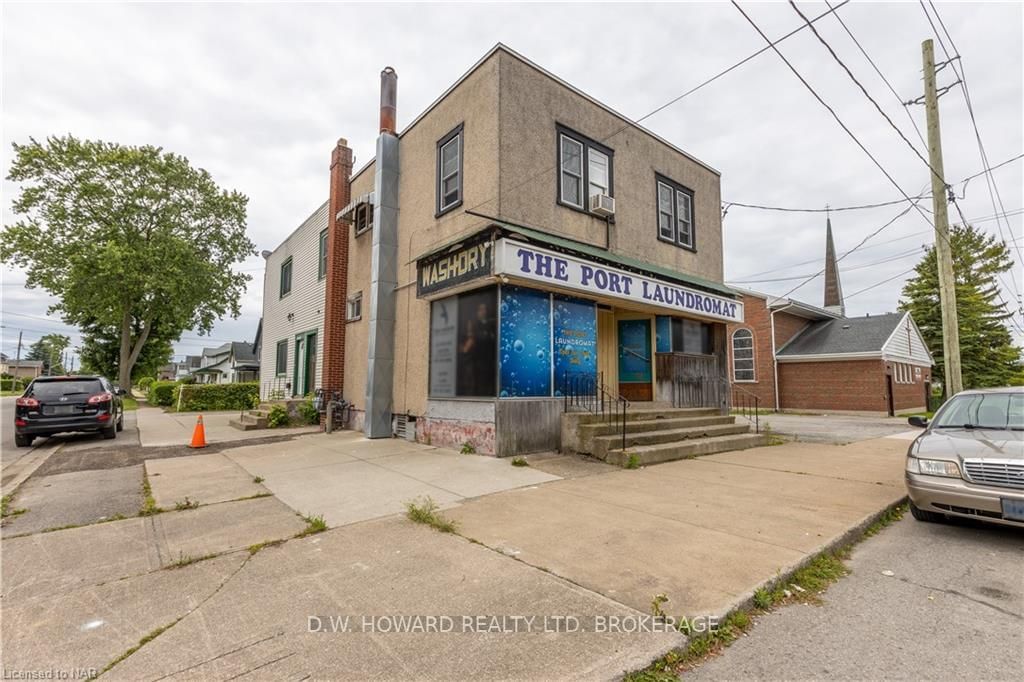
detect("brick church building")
(727, 220), (933, 416)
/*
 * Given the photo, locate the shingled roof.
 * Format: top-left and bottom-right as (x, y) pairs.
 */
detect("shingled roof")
(777, 312), (905, 357)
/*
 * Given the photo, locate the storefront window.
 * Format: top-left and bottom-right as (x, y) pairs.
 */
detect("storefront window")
(429, 287), (497, 398)
(499, 286), (552, 397)
(553, 294), (597, 394)
(657, 316), (714, 355)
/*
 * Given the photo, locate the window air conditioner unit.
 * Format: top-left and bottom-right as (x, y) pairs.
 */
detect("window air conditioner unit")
(589, 193), (615, 217)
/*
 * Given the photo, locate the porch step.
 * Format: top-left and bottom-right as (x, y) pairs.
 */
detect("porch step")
(229, 413), (268, 431)
(591, 422), (753, 460)
(577, 415), (737, 450)
(570, 407), (720, 426)
(604, 432), (767, 467)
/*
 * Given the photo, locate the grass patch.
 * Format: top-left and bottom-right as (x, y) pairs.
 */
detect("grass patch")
(122, 396), (139, 411)
(247, 539), (286, 555)
(623, 452), (641, 469)
(139, 474), (163, 516)
(460, 441), (476, 455)
(1, 494), (27, 519)
(510, 457), (529, 467)
(295, 513), (328, 538)
(253, 476), (265, 484)
(173, 497), (199, 511)
(100, 618), (182, 674)
(168, 551), (214, 568)
(761, 423), (787, 446)
(897, 411), (934, 419)
(625, 502), (905, 679)
(405, 496), (458, 533)
(0, 390), (23, 398)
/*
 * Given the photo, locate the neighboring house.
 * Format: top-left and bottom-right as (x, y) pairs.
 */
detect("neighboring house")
(727, 219), (933, 416)
(257, 203), (328, 399)
(1, 359), (44, 379)
(158, 355), (203, 381)
(194, 342), (260, 384)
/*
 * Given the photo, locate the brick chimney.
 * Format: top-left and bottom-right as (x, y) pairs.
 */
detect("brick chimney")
(321, 138), (353, 397)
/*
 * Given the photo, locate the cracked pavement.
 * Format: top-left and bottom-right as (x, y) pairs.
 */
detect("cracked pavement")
(690, 513), (1024, 680)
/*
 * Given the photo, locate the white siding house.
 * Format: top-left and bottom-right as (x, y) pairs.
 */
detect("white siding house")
(881, 312), (934, 367)
(258, 201), (328, 399)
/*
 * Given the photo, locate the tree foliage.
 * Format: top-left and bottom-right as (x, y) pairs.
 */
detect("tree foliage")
(78, 317), (175, 382)
(899, 224), (1022, 393)
(2, 136), (255, 388)
(25, 333), (71, 375)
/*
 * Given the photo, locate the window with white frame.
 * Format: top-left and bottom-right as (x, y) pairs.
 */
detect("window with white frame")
(437, 123), (463, 215)
(558, 126), (614, 212)
(732, 329), (755, 382)
(656, 174), (695, 249)
(347, 291), (362, 321)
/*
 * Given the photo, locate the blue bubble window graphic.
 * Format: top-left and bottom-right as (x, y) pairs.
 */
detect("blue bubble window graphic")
(553, 295), (597, 396)
(499, 286), (552, 397)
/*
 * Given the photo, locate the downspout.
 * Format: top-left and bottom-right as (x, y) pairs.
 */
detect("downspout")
(769, 301), (796, 411)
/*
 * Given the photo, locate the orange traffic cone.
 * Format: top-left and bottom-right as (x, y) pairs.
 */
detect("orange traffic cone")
(189, 414), (207, 448)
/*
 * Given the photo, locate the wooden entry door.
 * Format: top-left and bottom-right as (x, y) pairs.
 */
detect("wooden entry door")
(617, 319), (653, 401)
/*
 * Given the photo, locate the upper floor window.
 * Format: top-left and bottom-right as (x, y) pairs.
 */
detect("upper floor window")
(354, 202), (373, 235)
(347, 291), (363, 322)
(279, 257), (292, 298)
(558, 126), (614, 212)
(318, 229), (328, 280)
(437, 123), (464, 215)
(732, 329), (754, 382)
(656, 174), (695, 250)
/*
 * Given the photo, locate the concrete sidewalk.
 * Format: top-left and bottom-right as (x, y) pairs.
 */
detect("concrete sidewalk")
(444, 436), (910, 618)
(224, 431), (560, 526)
(136, 407), (318, 447)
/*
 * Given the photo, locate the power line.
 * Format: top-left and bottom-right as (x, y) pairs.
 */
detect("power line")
(458, 0), (853, 218)
(823, 0), (929, 151)
(729, 246), (926, 284)
(920, 0), (1024, 284)
(845, 268), (917, 300)
(723, 195), (927, 214)
(788, 0), (940, 183)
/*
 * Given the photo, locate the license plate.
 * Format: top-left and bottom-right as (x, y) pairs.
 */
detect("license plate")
(1001, 498), (1024, 522)
(47, 405), (76, 416)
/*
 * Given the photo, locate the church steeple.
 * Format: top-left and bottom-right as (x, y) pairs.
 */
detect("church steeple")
(823, 215), (845, 316)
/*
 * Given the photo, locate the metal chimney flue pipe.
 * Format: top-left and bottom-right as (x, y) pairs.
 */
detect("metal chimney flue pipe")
(380, 67), (397, 135)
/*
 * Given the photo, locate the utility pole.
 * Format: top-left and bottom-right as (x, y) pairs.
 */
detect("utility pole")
(15, 331), (23, 364)
(922, 38), (963, 397)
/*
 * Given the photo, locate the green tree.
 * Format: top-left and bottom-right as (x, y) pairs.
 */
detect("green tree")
(25, 333), (71, 375)
(2, 136), (255, 388)
(78, 316), (175, 382)
(899, 224), (1022, 394)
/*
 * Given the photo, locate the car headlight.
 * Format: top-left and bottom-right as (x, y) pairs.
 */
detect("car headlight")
(906, 457), (961, 478)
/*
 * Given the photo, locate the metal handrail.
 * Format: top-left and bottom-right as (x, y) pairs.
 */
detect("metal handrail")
(562, 371), (631, 452)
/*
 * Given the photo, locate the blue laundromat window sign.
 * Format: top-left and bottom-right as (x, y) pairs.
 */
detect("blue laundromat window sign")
(655, 316), (672, 353)
(499, 286), (552, 397)
(553, 295), (597, 395)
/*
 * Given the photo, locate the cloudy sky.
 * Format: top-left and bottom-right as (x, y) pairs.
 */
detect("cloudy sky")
(3, 1), (1022, 367)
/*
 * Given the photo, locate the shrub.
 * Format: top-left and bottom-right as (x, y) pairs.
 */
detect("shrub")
(175, 382), (259, 412)
(1, 377), (28, 392)
(147, 380), (178, 406)
(137, 377), (154, 390)
(296, 400), (319, 425)
(267, 404), (290, 428)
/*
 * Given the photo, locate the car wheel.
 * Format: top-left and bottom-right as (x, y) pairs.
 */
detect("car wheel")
(14, 433), (34, 448)
(116, 410), (124, 432)
(102, 423), (117, 440)
(909, 501), (945, 523)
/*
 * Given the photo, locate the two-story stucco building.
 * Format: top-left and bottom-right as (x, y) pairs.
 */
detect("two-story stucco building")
(261, 44), (746, 455)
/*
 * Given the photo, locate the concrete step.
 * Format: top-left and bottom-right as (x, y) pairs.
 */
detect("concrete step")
(604, 432), (767, 467)
(591, 423), (752, 460)
(248, 409), (268, 418)
(569, 407), (720, 426)
(576, 415), (737, 451)
(229, 418), (262, 431)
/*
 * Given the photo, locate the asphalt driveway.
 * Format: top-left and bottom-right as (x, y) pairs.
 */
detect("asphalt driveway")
(761, 412), (917, 444)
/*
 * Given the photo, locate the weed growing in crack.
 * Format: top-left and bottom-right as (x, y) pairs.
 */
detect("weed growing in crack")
(405, 497), (458, 533)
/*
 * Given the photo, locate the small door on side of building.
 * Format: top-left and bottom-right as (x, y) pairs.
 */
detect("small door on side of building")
(617, 318), (653, 402)
(293, 330), (318, 397)
(885, 373), (895, 417)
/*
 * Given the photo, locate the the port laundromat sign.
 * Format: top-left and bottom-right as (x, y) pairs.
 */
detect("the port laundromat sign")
(494, 239), (743, 323)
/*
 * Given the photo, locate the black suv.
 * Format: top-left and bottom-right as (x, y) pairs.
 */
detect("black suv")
(14, 375), (126, 447)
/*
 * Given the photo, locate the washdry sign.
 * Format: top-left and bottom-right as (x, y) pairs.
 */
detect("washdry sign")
(493, 239), (743, 323)
(417, 240), (494, 297)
